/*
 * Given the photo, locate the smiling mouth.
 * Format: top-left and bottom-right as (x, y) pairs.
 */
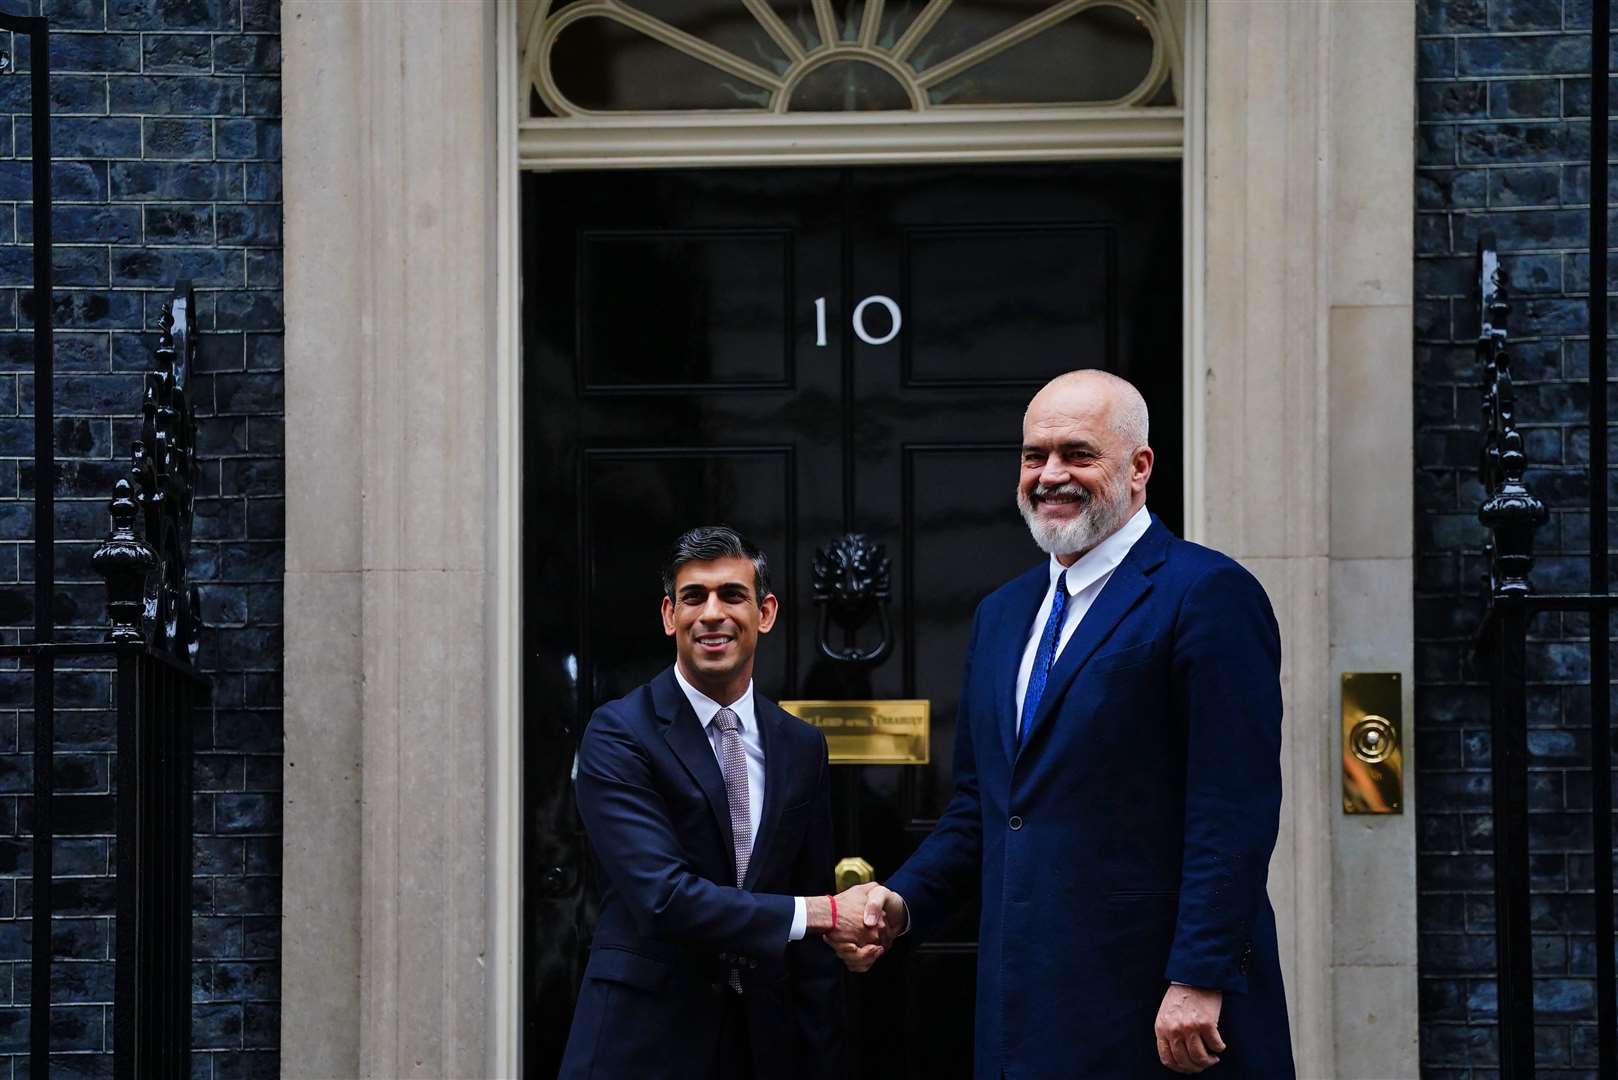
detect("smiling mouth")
(1036, 493), (1086, 511)
(695, 634), (734, 651)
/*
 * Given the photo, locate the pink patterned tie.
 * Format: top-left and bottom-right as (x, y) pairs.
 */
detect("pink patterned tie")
(713, 707), (753, 885)
(713, 707), (752, 992)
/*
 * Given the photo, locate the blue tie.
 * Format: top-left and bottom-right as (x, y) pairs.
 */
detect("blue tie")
(1020, 569), (1070, 747)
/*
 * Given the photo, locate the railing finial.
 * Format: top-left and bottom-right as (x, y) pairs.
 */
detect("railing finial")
(92, 477), (156, 643)
(93, 281), (201, 654)
(1477, 233), (1547, 599)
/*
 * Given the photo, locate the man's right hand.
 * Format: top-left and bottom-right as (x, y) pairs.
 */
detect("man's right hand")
(823, 883), (906, 972)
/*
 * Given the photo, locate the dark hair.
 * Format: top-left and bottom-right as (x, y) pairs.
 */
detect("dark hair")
(661, 525), (771, 604)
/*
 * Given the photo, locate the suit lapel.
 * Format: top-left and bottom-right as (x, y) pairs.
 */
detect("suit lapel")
(652, 668), (736, 861)
(996, 565), (1053, 767)
(1017, 519), (1172, 760)
(743, 698), (789, 891)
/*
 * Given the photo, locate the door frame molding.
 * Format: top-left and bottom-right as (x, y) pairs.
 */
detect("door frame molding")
(500, 4), (1206, 1073)
(280, 3), (1417, 1077)
(492, 3), (524, 1074)
(516, 109), (1184, 169)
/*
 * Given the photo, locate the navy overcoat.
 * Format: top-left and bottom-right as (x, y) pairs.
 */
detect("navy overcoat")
(887, 517), (1295, 1078)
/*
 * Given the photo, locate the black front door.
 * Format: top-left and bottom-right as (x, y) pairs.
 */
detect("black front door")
(522, 162), (1181, 1078)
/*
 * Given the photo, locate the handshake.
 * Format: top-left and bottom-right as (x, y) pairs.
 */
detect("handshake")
(805, 881), (907, 973)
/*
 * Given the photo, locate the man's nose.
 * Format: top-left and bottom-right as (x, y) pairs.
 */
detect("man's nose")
(1037, 453), (1070, 487)
(698, 593), (726, 621)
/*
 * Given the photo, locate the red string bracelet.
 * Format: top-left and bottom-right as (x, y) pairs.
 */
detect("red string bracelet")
(827, 894), (837, 934)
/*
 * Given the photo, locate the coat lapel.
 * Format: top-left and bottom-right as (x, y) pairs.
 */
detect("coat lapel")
(743, 698), (790, 891)
(1017, 518), (1172, 760)
(996, 564), (1053, 766)
(652, 667), (736, 861)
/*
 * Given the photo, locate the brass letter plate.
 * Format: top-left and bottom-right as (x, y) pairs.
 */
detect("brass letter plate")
(1342, 672), (1403, 814)
(778, 700), (930, 765)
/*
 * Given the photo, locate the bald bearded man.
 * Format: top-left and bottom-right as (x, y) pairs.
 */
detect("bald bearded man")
(836, 371), (1295, 1078)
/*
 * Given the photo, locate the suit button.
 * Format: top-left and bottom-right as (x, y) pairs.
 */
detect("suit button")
(1009, 815), (1023, 830)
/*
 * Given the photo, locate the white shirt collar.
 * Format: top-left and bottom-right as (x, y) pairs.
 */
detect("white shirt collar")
(1050, 504), (1153, 596)
(672, 663), (756, 732)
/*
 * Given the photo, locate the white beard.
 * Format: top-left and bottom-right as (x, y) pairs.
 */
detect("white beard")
(1017, 477), (1133, 559)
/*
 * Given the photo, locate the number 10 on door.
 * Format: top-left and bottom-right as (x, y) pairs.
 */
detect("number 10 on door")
(814, 295), (902, 347)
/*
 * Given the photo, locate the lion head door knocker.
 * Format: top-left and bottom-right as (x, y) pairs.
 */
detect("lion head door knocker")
(811, 533), (894, 666)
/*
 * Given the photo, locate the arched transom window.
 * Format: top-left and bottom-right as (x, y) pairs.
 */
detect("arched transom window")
(515, 0), (1187, 166)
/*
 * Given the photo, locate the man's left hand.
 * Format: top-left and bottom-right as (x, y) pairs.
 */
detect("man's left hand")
(1154, 984), (1225, 1074)
(807, 882), (890, 946)
(820, 882), (907, 972)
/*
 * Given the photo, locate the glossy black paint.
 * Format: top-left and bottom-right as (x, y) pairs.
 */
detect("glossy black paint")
(1474, 238), (1541, 1079)
(522, 163), (1181, 1078)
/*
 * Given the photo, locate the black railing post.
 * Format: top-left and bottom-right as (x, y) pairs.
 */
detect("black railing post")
(111, 651), (141, 1077)
(1589, 0), (1616, 1070)
(91, 283), (201, 1078)
(1476, 235), (1548, 1079)
(1489, 600), (1536, 1076)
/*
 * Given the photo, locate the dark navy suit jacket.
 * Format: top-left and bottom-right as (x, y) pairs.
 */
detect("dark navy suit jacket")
(887, 517), (1295, 1079)
(559, 667), (847, 1080)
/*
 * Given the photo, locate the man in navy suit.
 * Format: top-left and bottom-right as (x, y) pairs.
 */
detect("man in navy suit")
(840, 371), (1295, 1077)
(560, 526), (873, 1080)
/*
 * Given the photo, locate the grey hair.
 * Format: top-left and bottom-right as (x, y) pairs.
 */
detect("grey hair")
(1027, 368), (1150, 449)
(1112, 379), (1150, 449)
(661, 525), (771, 604)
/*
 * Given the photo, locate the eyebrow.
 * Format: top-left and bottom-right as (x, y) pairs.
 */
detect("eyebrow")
(677, 581), (753, 595)
(1022, 440), (1103, 455)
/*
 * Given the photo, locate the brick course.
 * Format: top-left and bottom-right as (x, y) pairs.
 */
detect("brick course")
(0, 0), (281, 1076)
(1418, 1), (1618, 1074)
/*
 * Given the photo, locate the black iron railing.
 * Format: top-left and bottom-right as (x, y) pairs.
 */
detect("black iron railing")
(1, 283), (207, 1078)
(1473, 2), (1617, 1072)
(0, 11), (207, 1073)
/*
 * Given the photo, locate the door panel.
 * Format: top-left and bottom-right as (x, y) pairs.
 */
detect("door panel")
(901, 224), (1114, 386)
(522, 162), (1181, 1078)
(578, 228), (797, 390)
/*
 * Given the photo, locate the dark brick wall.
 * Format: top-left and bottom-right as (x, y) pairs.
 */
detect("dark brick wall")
(0, 0), (281, 1076)
(1417, 0), (1617, 1074)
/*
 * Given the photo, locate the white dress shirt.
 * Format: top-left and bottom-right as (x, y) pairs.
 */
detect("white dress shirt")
(673, 664), (809, 941)
(1014, 504), (1153, 735)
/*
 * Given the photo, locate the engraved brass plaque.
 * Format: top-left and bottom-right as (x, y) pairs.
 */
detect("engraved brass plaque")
(1342, 672), (1403, 814)
(779, 700), (930, 765)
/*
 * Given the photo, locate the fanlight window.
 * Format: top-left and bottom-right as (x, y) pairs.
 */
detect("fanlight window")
(519, 0), (1182, 117)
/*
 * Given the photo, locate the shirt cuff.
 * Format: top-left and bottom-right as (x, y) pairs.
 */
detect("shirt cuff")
(789, 896), (808, 941)
(894, 892), (911, 937)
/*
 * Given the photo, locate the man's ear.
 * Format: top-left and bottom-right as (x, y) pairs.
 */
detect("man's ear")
(1132, 445), (1154, 491)
(757, 592), (779, 634)
(660, 595), (676, 636)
